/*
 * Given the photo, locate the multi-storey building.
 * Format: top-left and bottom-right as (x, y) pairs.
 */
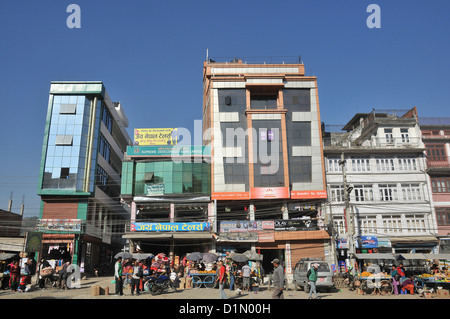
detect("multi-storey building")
(420, 117), (450, 254)
(37, 81), (132, 273)
(120, 144), (212, 262)
(323, 108), (438, 268)
(202, 58), (330, 276)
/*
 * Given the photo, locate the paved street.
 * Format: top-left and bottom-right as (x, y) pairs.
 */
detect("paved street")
(0, 276), (431, 300)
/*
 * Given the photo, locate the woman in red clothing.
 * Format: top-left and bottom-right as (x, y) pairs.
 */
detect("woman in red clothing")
(9, 260), (20, 292)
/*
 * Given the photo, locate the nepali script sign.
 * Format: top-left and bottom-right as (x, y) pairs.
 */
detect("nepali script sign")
(131, 222), (211, 232)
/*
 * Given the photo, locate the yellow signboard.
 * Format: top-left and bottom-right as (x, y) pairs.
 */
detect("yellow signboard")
(133, 128), (178, 146)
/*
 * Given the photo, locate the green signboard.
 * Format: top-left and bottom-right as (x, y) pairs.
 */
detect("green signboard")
(127, 145), (211, 157)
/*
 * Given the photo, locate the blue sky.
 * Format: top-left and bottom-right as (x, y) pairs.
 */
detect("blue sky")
(0, 0), (449, 216)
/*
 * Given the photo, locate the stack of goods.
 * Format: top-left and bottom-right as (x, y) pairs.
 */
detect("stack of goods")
(40, 266), (54, 277)
(151, 253), (170, 273)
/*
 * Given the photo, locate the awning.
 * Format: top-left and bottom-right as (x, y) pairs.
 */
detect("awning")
(423, 254), (450, 260)
(396, 253), (428, 260)
(0, 253), (19, 261)
(355, 253), (395, 260)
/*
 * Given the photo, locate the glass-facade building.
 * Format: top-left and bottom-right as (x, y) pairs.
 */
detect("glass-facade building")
(37, 81), (131, 272)
(120, 145), (212, 258)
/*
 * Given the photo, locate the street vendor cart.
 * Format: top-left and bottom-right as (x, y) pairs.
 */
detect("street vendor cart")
(189, 270), (217, 288)
(354, 271), (394, 295)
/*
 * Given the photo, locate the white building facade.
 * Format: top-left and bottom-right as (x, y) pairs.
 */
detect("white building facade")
(323, 108), (438, 267)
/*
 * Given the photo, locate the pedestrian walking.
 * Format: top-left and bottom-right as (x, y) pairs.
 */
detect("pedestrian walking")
(114, 257), (124, 296)
(242, 262), (251, 292)
(9, 260), (20, 292)
(307, 263), (319, 299)
(271, 259), (284, 299)
(131, 260), (143, 295)
(229, 262), (237, 291)
(217, 261), (228, 299)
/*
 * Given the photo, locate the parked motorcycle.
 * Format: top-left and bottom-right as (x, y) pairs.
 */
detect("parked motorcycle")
(145, 273), (176, 295)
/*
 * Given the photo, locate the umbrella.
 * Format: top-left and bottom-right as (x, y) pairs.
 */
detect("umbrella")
(202, 252), (218, 263)
(187, 252), (204, 261)
(132, 253), (154, 261)
(231, 253), (249, 263)
(114, 252), (133, 259)
(243, 250), (263, 261)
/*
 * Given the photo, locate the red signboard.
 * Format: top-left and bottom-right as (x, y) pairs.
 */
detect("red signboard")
(290, 190), (327, 199)
(211, 192), (250, 200)
(250, 187), (290, 199)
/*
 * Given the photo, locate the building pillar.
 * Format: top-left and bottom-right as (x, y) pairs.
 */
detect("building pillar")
(282, 202), (289, 219)
(131, 202), (137, 223)
(249, 203), (255, 221)
(170, 203), (175, 223)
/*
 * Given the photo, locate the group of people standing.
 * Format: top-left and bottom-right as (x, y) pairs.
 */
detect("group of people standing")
(217, 258), (285, 299)
(4, 258), (34, 292)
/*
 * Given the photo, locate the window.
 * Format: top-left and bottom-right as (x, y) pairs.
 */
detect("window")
(436, 208), (450, 226)
(283, 89), (311, 112)
(101, 104), (113, 133)
(398, 156), (417, 171)
(60, 167), (70, 179)
(379, 184), (398, 201)
(351, 157), (370, 172)
(96, 165), (108, 186)
(59, 104), (77, 114)
(327, 157), (342, 172)
(427, 144), (446, 161)
(384, 128), (394, 143)
(360, 216), (377, 234)
(353, 185), (374, 202)
(382, 215), (402, 234)
(99, 134), (111, 163)
(55, 135), (73, 146)
(375, 157), (394, 171)
(405, 215), (426, 233)
(401, 184), (421, 201)
(431, 177), (450, 193)
(250, 94), (277, 109)
(330, 185), (345, 202)
(400, 128), (410, 143)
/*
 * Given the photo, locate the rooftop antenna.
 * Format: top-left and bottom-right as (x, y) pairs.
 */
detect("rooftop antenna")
(20, 194), (25, 216)
(206, 48), (209, 61)
(8, 191), (13, 212)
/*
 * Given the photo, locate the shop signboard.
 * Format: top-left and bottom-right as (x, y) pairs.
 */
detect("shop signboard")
(219, 220), (264, 233)
(134, 128), (178, 146)
(337, 238), (349, 249)
(217, 232), (259, 242)
(131, 222), (210, 232)
(25, 232), (43, 253)
(250, 187), (290, 199)
(36, 219), (82, 233)
(355, 236), (378, 248)
(211, 191), (250, 200)
(273, 219), (319, 231)
(258, 231), (275, 242)
(285, 242), (292, 274)
(290, 190), (327, 199)
(128, 145), (211, 157)
(145, 183), (165, 196)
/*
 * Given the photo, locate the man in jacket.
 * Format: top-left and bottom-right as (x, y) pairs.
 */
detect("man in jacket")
(271, 259), (284, 299)
(307, 263), (319, 299)
(114, 257), (124, 296)
(131, 260), (143, 295)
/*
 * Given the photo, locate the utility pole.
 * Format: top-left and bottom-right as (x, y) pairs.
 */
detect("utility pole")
(339, 153), (355, 271)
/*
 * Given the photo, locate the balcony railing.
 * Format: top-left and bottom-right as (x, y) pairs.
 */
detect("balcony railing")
(427, 157), (450, 168)
(324, 136), (423, 149)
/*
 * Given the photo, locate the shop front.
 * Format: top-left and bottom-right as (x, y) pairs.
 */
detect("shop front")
(123, 221), (214, 267)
